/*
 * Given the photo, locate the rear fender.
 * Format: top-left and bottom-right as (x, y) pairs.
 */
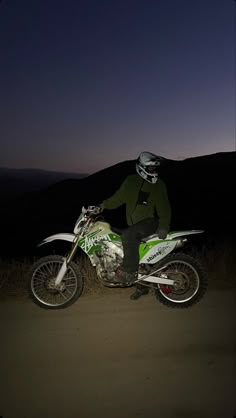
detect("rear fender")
(38, 233), (76, 247)
(167, 230), (204, 240)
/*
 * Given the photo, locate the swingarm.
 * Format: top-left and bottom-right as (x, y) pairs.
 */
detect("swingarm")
(136, 265), (174, 285)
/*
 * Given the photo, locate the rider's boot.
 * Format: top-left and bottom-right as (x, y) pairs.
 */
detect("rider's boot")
(130, 284), (149, 300)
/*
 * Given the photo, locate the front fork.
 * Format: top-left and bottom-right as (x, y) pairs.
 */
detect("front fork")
(55, 238), (79, 286)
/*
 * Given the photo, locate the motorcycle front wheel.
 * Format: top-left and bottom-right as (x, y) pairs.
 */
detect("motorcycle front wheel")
(153, 252), (208, 308)
(29, 255), (84, 309)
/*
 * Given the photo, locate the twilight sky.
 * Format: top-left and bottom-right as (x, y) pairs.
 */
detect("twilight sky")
(0, 0), (235, 174)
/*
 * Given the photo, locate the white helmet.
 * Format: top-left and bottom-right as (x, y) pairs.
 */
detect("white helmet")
(136, 152), (163, 183)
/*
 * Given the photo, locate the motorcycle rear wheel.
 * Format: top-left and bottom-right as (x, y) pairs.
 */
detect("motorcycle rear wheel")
(153, 252), (208, 308)
(29, 255), (84, 309)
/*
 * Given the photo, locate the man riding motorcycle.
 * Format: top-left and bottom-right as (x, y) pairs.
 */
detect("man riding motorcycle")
(100, 151), (171, 300)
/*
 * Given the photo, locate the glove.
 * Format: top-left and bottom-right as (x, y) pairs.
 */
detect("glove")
(88, 204), (104, 214)
(157, 228), (167, 239)
(98, 203), (105, 212)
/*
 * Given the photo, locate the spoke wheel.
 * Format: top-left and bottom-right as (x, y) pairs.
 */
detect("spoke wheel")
(29, 255), (84, 309)
(154, 252), (207, 308)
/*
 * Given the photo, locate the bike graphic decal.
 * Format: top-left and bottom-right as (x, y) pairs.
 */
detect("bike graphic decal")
(139, 239), (162, 259)
(78, 227), (121, 254)
(80, 233), (112, 253)
(140, 241), (176, 264)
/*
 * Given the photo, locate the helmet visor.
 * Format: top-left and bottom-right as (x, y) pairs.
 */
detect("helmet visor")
(146, 165), (158, 174)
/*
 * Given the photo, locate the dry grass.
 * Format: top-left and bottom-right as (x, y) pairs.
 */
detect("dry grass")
(195, 241), (236, 288)
(0, 242), (235, 301)
(0, 255), (104, 301)
(0, 257), (32, 299)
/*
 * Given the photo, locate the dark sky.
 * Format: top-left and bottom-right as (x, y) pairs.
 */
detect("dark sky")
(0, 0), (235, 173)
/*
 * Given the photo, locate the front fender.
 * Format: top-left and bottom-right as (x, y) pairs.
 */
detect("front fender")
(38, 233), (76, 247)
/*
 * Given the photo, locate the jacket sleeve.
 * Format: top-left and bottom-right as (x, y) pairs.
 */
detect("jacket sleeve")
(155, 180), (171, 231)
(102, 178), (127, 210)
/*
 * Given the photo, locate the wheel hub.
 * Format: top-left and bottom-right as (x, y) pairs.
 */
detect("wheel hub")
(47, 278), (65, 292)
(173, 273), (189, 291)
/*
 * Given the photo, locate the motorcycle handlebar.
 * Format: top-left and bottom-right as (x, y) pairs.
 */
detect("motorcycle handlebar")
(87, 205), (103, 215)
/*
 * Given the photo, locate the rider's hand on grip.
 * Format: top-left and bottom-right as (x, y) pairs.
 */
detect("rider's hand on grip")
(98, 203), (105, 212)
(89, 204), (104, 214)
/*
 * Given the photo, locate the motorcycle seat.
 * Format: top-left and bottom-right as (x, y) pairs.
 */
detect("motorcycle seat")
(111, 227), (157, 242)
(141, 234), (158, 242)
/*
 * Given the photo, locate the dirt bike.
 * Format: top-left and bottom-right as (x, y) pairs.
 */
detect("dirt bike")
(29, 205), (208, 309)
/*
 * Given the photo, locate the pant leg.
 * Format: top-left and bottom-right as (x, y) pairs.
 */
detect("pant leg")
(121, 227), (140, 273)
(121, 218), (159, 273)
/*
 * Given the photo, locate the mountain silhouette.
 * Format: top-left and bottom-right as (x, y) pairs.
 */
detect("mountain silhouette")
(0, 152), (235, 256)
(0, 168), (89, 200)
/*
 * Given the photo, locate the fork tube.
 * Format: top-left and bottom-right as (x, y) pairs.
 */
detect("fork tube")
(67, 235), (81, 263)
(55, 259), (68, 286)
(55, 237), (79, 286)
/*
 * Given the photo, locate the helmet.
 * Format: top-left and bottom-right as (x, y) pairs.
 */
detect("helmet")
(136, 152), (163, 183)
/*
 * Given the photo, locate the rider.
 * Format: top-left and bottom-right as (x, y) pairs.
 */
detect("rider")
(100, 152), (171, 300)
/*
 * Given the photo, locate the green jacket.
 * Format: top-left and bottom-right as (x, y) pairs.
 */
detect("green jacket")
(102, 174), (171, 230)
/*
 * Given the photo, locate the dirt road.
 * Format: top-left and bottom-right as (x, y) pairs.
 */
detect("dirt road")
(1, 288), (236, 418)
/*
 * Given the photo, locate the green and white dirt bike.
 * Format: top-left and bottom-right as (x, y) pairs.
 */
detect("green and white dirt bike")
(29, 205), (208, 309)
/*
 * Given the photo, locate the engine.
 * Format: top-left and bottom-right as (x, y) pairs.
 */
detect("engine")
(95, 246), (123, 283)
